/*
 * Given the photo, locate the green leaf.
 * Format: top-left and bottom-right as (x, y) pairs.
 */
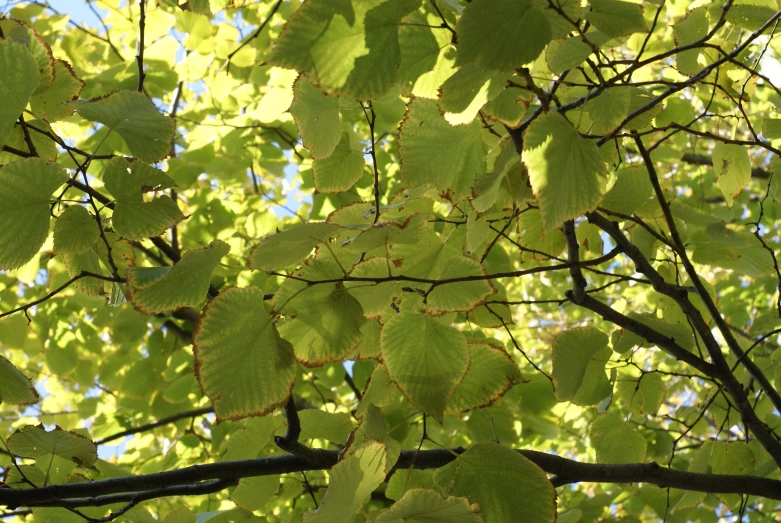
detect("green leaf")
(691, 224), (774, 278)
(127, 239), (229, 314)
(381, 312), (469, 422)
(545, 33), (608, 74)
(763, 118), (781, 139)
(590, 413), (647, 464)
(713, 143), (751, 206)
(230, 476), (280, 512)
(585, 0), (646, 38)
(617, 373), (666, 416)
(270, 0), (421, 99)
(298, 409), (353, 444)
(0, 158), (67, 270)
(673, 8), (709, 76)
(347, 258), (402, 318)
(397, 10), (456, 98)
(354, 363), (401, 419)
(102, 158), (184, 240)
(455, 0), (551, 70)
(63, 249), (105, 297)
(313, 131), (365, 193)
(30, 60), (84, 122)
(552, 327), (611, 404)
(163, 508), (197, 523)
(438, 66), (510, 125)
(624, 87), (664, 131)
(399, 98), (487, 202)
(248, 222), (342, 271)
(53, 205), (100, 255)
(726, 0), (778, 31)
(375, 489), (483, 523)
(448, 340), (523, 413)
(194, 286), (296, 420)
(426, 256), (495, 315)
(482, 87), (529, 127)
(600, 165), (653, 215)
(303, 441), (387, 523)
(434, 442), (556, 523)
(275, 259), (366, 365)
(8, 425), (97, 467)
(522, 112), (606, 232)
(586, 87), (631, 135)
(0, 38), (40, 149)
(289, 75), (341, 160)
(0, 355), (39, 406)
(73, 90), (175, 163)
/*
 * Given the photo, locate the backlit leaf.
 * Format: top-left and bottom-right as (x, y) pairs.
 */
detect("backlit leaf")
(313, 132), (365, 193)
(0, 355), (39, 406)
(585, 0), (646, 38)
(381, 312), (469, 422)
(434, 442), (556, 523)
(270, 0), (421, 99)
(248, 222), (342, 271)
(73, 90), (176, 163)
(376, 489), (483, 523)
(289, 75), (341, 160)
(194, 286), (296, 420)
(53, 205), (100, 255)
(127, 240), (229, 314)
(455, 0), (552, 70)
(552, 327), (611, 404)
(590, 413), (647, 464)
(0, 38), (40, 149)
(303, 441), (387, 523)
(399, 98), (487, 201)
(8, 425), (97, 467)
(713, 142), (750, 207)
(0, 158), (67, 270)
(522, 112), (606, 232)
(103, 158), (185, 240)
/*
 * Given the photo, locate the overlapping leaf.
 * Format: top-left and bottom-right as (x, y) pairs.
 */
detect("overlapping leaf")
(434, 442), (556, 523)
(194, 286), (296, 420)
(73, 90), (176, 163)
(8, 425), (97, 467)
(399, 98), (487, 202)
(455, 0), (551, 70)
(522, 112), (606, 232)
(127, 240), (229, 314)
(103, 158), (185, 240)
(0, 37), (41, 149)
(270, 0), (420, 99)
(0, 158), (67, 270)
(381, 312), (469, 422)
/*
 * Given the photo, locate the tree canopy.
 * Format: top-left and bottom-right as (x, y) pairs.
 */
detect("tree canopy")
(3, 0), (781, 521)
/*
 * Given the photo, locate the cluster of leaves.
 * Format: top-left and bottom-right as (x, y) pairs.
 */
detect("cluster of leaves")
(3, 0), (781, 521)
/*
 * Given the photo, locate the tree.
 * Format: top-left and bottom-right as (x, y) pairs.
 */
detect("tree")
(3, 0), (781, 520)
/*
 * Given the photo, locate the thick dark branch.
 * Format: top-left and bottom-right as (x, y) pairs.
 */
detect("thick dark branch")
(566, 292), (716, 376)
(8, 448), (781, 508)
(563, 220), (586, 302)
(633, 136), (781, 412)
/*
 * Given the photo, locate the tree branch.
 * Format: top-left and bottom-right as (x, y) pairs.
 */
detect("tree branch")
(8, 448), (781, 508)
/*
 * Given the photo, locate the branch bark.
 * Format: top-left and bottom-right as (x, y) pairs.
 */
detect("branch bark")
(7, 448), (781, 509)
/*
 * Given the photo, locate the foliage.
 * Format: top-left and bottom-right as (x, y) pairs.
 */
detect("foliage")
(3, 0), (781, 521)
